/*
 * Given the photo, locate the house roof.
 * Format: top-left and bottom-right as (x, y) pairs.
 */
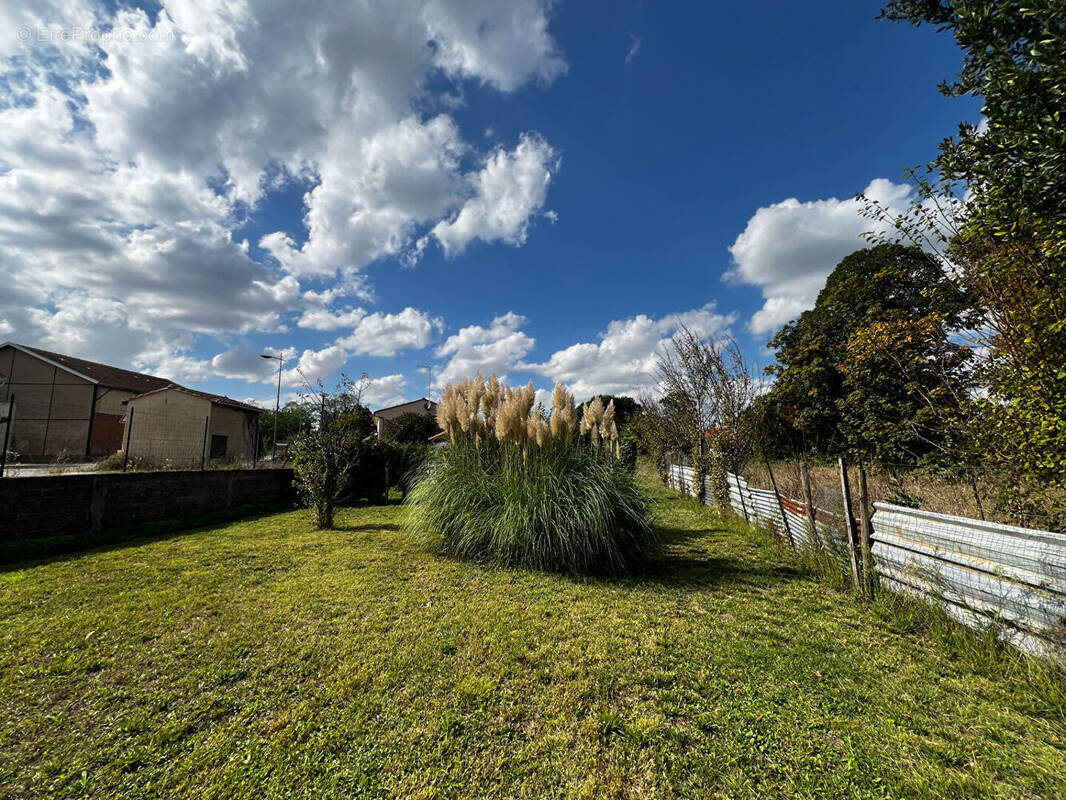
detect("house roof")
(372, 397), (437, 418)
(3, 342), (262, 413)
(126, 384), (263, 413)
(3, 342), (173, 394)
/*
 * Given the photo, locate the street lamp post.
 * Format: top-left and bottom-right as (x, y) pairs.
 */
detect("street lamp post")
(260, 353), (285, 461)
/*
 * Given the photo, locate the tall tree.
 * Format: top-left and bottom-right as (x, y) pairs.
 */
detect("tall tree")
(763, 244), (976, 464)
(876, 1), (1066, 512)
(656, 327), (758, 505)
(290, 375), (373, 529)
(382, 411), (442, 445)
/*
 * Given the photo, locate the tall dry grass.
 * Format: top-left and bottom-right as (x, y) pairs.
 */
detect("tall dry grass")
(406, 376), (657, 575)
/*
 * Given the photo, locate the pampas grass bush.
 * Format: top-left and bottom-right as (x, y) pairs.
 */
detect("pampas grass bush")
(405, 376), (657, 575)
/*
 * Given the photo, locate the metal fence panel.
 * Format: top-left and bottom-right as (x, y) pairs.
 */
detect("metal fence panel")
(665, 461), (1066, 659)
(871, 503), (1066, 658)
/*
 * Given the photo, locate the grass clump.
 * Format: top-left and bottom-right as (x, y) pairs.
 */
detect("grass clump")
(405, 376), (657, 575)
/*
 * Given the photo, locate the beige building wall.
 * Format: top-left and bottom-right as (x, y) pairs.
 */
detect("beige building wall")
(207, 404), (258, 462)
(125, 389), (211, 468)
(94, 388), (137, 416)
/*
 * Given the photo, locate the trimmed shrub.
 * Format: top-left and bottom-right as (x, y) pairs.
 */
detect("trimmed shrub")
(405, 377), (657, 575)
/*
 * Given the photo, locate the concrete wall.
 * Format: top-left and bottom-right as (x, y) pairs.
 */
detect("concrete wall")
(208, 404), (258, 462)
(0, 345), (94, 460)
(0, 468), (295, 563)
(125, 389), (211, 468)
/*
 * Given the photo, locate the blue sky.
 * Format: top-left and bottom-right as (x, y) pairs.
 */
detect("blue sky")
(0, 0), (980, 409)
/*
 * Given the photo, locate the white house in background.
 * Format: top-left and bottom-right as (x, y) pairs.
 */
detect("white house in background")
(371, 398), (438, 437)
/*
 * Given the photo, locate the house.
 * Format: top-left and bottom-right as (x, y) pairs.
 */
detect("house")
(371, 397), (438, 437)
(0, 342), (261, 464)
(123, 386), (262, 467)
(0, 342), (173, 460)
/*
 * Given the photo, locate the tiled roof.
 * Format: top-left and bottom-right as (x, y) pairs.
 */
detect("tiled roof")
(126, 384), (263, 413)
(19, 344), (173, 394)
(372, 397), (437, 417)
(4, 343), (261, 412)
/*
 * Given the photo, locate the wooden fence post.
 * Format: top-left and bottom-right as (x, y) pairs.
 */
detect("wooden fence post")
(764, 457), (795, 548)
(857, 461), (875, 596)
(799, 460), (823, 551)
(838, 457), (863, 594)
(735, 472), (751, 523)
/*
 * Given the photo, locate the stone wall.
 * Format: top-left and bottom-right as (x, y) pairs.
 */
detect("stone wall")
(0, 468), (295, 563)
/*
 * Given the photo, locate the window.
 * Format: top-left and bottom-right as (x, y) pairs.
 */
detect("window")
(209, 434), (228, 459)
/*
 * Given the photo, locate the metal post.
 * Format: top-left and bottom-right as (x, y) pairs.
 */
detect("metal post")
(764, 456), (794, 548)
(201, 416), (209, 470)
(122, 406), (134, 472)
(0, 394), (14, 478)
(84, 384), (98, 460)
(253, 418), (260, 468)
(272, 359), (282, 461)
(838, 457), (862, 594)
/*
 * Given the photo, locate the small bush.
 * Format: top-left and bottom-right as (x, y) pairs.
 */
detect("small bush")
(97, 450), (126, 471)
(405, 377), (657, 575)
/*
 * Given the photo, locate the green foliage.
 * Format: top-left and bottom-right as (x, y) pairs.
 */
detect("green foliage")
(259, 401), (314, 456)
(405, 434), (657, 576)
(291, 381), (376, 529)
(3, 497), (1064, 798)
(381, 411), (441, 445)
(878, 1), (1066, 516)
(762, 244), (975, 465)
(629, 397), (689, 482)
(881, 1), (1066, 249)
(339, 439), (431, 505)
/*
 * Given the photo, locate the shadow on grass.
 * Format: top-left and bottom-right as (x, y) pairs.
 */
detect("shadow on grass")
(333, 523), (402, 533)
(614, 525), (805, 592)
(0, 507), (295, 574)
(422, 513), (808, 593)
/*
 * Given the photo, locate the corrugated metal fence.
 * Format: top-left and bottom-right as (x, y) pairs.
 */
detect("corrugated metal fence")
(667, 461), (1066, 660)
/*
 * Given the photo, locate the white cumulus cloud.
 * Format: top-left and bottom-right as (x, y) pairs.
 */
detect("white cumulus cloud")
(521, 303), (735, 400)
(431, 133), (560, 256)
(0, 0), (565, 381)
(726, 178), (916, 336)
(433, 312), (536, 387)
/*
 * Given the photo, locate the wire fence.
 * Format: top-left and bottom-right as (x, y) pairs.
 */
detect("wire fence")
(667, 458), (1066, 661)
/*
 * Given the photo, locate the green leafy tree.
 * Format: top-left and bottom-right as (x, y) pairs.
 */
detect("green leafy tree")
(290, 376), (374, 529)
(875, 1), (1066, 520)
(763, 244), (976, 465)
(630, 391), (690, 482)
(259, 401), (314, 457)
(382, 411), (441, 445)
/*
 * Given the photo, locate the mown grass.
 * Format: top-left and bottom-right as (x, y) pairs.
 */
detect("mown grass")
(1, 481), (1064, 799)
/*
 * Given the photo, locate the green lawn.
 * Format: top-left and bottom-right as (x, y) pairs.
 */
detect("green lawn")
(1, 483), (1063, 799)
